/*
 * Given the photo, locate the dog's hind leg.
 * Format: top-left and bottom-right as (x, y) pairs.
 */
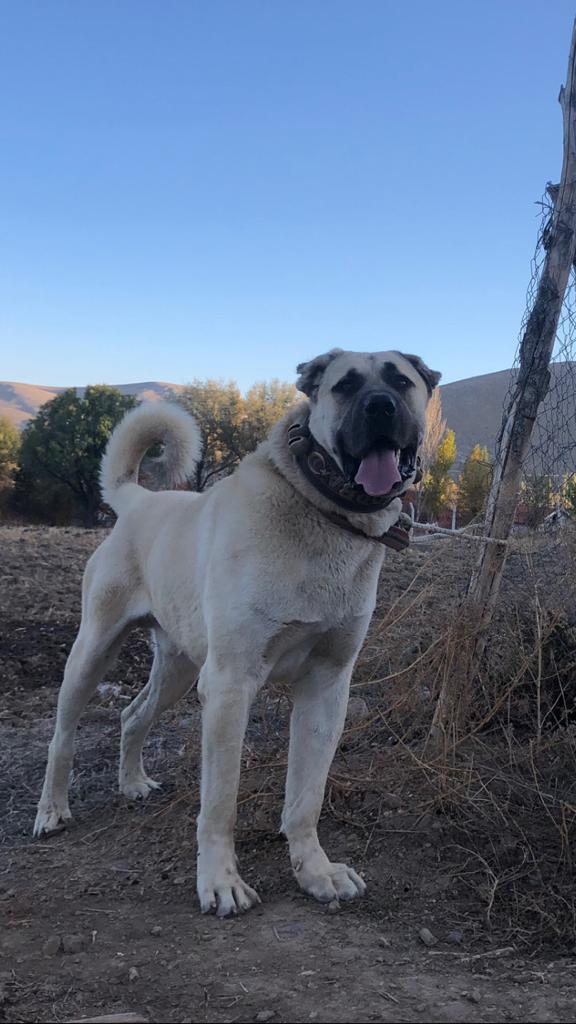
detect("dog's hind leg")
(119, 629), (198, 800)
(34, 562), (135, 837)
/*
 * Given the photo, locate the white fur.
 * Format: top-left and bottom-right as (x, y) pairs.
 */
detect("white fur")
(34, 352), (433, 917)
(100, 400), (202, 514)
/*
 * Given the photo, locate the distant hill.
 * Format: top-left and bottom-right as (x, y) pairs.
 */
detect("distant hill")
(0, 380), (185, 429)
(2, 364), (575, 475)
(440, 368), (511, 467)
(441, 362), (576, 474)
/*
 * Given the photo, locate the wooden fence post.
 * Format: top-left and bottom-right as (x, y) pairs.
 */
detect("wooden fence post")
(430, 18), (576, 743)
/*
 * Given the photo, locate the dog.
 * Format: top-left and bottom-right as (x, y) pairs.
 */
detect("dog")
(34, 349), (440, 916)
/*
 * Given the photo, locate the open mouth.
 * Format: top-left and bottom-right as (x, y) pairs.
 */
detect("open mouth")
(342, 442), (417, 498)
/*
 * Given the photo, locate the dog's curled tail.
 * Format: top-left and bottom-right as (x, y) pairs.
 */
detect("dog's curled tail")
(100, 401), (202, 515)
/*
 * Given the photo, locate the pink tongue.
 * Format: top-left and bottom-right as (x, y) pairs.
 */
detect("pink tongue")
(354, 449), (401, 496)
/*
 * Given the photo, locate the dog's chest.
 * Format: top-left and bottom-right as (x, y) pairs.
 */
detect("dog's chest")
(270, 543), (383, 623)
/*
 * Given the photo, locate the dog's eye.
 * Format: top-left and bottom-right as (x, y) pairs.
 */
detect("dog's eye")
(393, 375), (413, 391)
(332, 372), (364, 396)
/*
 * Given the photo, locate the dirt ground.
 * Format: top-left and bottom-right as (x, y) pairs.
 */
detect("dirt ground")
(2, 525), (576, 1024)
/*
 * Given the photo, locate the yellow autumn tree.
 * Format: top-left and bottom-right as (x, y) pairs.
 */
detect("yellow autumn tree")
(420, 429), (457, 520)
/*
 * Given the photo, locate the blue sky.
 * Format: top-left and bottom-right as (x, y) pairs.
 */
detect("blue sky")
(1, 1), (575, 391)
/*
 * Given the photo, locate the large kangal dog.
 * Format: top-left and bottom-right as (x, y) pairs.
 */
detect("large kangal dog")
(35, 349), (440, 916)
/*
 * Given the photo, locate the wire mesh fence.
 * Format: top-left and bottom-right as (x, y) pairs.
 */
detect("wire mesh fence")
(501, 191), (576, 518)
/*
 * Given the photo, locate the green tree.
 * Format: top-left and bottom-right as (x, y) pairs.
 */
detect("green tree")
(521, 473), (555, 528)
(0, 415), (20, 484)
(459, 444), (492, 520)
(242, 380), (299, 452)
(14, 385), (136, 526)
(177, 379), (246, 491)
(178, 378), (297, 490)
(420, 429), (457, 520)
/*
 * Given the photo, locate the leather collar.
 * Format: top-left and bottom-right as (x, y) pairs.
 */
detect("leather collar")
(320, 508), (412, 551)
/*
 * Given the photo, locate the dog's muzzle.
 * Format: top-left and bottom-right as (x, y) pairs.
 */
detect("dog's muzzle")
(287, 417), (421, 514)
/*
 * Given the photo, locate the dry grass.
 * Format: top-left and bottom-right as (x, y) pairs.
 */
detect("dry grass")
(341, 524), (576, 947)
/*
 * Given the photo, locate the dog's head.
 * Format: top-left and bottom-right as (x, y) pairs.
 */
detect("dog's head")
(296, 349), (441, 499)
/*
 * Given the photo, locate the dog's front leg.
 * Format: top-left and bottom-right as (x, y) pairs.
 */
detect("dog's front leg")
(196, 665), (261, 917)
(282, 654), (366, 904)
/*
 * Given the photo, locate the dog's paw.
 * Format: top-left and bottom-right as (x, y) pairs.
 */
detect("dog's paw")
(119, 774), (161, 801)
(33, 801), (72, 838)
(198, 871), (261, 918)
(294, 860), (367, 903)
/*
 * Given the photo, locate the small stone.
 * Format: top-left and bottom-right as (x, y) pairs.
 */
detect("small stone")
(129, 966), (140, 982)
(62, 934), (84, 955)
(447, 929), (464, 944)
(378, 934), (391, 947)
(327, 899), (340, 914)
(255, 1012), (275, 1023)
(150, 925), (163, 936)
(172, 875), (187, 886)
(43, 935), (62, 957)
(468, 988), (482, 1004)
(419, 927), (437, 947)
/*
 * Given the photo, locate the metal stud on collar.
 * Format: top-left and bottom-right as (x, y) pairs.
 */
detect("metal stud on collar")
(287, 422), (311, 455)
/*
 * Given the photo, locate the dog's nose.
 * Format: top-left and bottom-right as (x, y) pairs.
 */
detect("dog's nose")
(364, 391), (397, 417)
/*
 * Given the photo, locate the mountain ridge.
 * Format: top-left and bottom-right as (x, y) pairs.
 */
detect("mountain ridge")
(2, 364), (575, 472)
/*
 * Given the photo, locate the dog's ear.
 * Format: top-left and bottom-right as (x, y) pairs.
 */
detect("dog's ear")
(398, 353), (442, 394)
(296, 348), (343, 398)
